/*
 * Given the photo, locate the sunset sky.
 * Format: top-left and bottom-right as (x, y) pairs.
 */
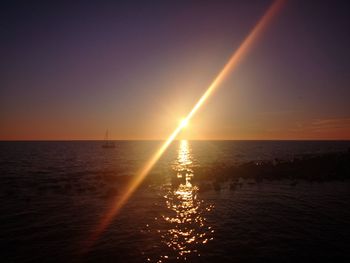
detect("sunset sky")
(1, 0), (349, 140)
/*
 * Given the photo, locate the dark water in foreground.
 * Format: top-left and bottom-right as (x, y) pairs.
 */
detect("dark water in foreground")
(1, 141), (350, 262)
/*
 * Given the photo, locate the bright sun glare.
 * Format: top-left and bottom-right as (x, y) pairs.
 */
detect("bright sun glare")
(85, 0), (286, 252)
(180, 118), (189, 129)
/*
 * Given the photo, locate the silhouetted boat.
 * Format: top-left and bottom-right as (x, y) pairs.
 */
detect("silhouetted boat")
(102, 129), (115, 148)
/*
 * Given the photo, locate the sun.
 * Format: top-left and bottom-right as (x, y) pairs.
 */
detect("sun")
(180, 118), (189, 129)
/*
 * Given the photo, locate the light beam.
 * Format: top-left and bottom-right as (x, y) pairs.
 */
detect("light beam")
(83, 0), (285, 252)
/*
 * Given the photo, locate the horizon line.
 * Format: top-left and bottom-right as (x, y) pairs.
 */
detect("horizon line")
(1, 138), (350, 142)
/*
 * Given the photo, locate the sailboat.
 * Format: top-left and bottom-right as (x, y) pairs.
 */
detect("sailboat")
(102, 129), (116, 148)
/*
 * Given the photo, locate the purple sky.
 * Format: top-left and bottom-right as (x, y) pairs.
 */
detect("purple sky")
(1, 0), (350, 140)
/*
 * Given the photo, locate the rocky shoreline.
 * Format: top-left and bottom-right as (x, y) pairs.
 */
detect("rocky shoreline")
(191, 151), (350, 185)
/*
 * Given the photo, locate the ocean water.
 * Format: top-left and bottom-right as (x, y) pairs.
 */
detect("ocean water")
(0, 140), (350, 262)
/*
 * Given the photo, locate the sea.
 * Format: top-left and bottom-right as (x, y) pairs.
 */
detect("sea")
(1, 140), (350, 262)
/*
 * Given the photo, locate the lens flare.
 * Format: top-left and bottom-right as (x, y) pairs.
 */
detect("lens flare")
(83, 0), (285, 253)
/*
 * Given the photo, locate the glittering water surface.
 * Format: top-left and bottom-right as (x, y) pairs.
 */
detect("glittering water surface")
(0, 140), (350, 262)
(154, 140), (214, 262)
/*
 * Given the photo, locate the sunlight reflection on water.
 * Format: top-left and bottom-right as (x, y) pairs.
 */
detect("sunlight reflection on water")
(155, 140), (214, 262)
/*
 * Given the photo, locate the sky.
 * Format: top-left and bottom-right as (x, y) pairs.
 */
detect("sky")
(1, 0), (349, 140)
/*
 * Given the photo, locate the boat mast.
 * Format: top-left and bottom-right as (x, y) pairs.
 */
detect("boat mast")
(105, 129), (109, 142)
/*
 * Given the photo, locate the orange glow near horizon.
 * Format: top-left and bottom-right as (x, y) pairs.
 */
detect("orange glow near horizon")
(84, 0), (286, 252)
